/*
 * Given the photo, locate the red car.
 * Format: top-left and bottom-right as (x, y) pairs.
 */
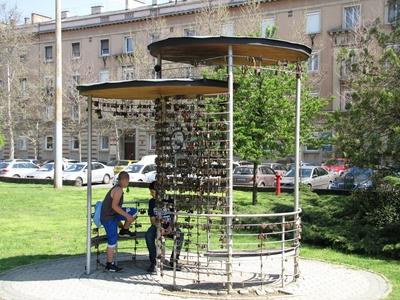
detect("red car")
(322, 158), (349, 175)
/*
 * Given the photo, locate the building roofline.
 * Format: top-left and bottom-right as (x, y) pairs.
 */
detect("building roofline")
(30, 0), (280, 35)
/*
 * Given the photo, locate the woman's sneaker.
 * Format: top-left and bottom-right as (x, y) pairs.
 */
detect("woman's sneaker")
(119, 228), (136, 237)
(105, 262), (123, 272)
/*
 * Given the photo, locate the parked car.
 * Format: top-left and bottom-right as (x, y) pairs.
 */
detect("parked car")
(329, 167), (373, 190)
(139, 155), (157, 164)
(322, 158), (349, 175)
(280, 166), (335, 190)
(233, 165), (276, 187)
(62, 162), (114, 186)
(107, 160), (136, 174)
(40, 158), (79, 169)
(287, 162), (312, 171)
(262, 163), (288, 176)
(0, 160), (39, 178)
(26, 163), (55, 179)
(119, 162), (157, 183)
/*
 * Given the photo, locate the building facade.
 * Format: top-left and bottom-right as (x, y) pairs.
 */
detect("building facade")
(0, 0), (396, 163)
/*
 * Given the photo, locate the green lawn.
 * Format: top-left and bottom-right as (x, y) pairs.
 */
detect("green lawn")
(0, 182), (399, 299)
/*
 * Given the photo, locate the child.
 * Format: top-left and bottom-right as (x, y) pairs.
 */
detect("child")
(145, 181), (184, 273)
(100, 171), (137, 272)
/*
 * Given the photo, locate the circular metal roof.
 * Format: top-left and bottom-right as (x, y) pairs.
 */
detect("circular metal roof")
(148, 36), (311, 66)
(77, 78), (229, 100)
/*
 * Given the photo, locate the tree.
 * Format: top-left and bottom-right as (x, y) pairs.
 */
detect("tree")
(331, 19), (400, 170)
(195, 0), (230, 35)
(203, 19), (326, 203)
(207, 66), (324, 204)
(0, 3), (32, 159)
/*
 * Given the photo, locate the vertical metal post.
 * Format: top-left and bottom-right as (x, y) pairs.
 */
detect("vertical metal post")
(54, 0), (63, 188)
(281, 215), (286, 287)
(86, 96), (93, 275)
(294, 63), (302, 279)
(226, 45), (234, 294)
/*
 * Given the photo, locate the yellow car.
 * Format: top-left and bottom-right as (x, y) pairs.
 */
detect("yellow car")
(107, 160), (136, 174)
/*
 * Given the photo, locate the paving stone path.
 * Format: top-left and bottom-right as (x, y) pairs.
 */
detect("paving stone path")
(0, 254), (390, 300)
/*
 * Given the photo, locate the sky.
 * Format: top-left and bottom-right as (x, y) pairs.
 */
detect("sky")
(7, 0), (165, 20)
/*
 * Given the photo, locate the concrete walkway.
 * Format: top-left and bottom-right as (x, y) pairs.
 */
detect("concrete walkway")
(0, 254), (390, 300)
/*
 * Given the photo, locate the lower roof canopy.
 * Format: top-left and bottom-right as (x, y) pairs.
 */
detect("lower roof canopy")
(77, 78), (229, 100)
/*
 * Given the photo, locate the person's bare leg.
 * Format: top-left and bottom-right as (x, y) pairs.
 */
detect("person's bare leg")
(106, 246), (114, 263)
(123, 218), (134, 229)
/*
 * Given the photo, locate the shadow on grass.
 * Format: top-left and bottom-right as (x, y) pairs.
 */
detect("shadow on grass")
(0, 254), (74, 274)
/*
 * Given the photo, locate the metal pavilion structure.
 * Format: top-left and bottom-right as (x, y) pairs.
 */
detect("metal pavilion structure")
(78, 36), (311, 294)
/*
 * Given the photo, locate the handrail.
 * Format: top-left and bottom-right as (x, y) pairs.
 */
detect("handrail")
(175, 208), (302, 218)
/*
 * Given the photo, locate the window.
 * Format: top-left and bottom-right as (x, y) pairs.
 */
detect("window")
(71, 104), (79, 121)
(387, 0), (400, 23)
(321, 132), (333, 152)
(99, 70), (109, 82)
(94, 163), (104, 170)
(308, 52), (319, 72)
(122, 66), (134, 80)
(45, 106), (54, 120)
(261, 17), (275, 37)
(72, 42), (80, 58)
(18, 137), (27, 151)
(342, 90), (353, 111)
(100, 135), (109, 150)
(20, 78), (27, 95)
(150, 33), (160, 43)
(149, 134), (156, 150)
(344, 5), (361, 29)
(45, 136), (53, 150)
(45, 46), (53, 62)
(44, 76), (54, 97)
(72, 74), (81, 85)
(306, 11), (320, 34)
(100, 39), (110, 56)
(304, 145), (319, 152)
(124, 36), (134, 54)
(318, 167), (329, 176)
(221, 23), (234, 36)
(71, 136), (79, 150)
(184, 28), (196, 37)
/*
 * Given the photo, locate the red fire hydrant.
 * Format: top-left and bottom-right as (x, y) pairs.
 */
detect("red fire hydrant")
(275, 174), (281, 196)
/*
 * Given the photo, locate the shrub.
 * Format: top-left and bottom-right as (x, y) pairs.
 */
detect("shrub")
(300, 176), (400, 258)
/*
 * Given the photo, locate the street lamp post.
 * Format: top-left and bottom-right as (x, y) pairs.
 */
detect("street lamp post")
(54, 0), (63, 188)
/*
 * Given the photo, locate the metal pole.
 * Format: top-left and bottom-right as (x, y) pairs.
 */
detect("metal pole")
(54, 0), (63, 188)
(294, 63), (302, 278)
(226, 45), (234, 294)
(86, 96), (93, 275)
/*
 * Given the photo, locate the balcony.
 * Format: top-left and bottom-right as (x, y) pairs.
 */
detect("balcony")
(328, 27), (359, 47)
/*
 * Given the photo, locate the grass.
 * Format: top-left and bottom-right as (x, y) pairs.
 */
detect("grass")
(0, 182), (399, 299)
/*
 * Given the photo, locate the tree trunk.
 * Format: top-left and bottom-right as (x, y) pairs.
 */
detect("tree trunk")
(252, 161), (258, 205)
(7, 64), (14, 159)
(114, 120), (120, 161)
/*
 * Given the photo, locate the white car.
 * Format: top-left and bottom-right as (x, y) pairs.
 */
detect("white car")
(26, 163), (55, 179)
(62, 162), (114, 186)
(280, 166), (335, 190)
(120, 162), (157, 183)
(138, 155), (157, 164)
(0, 160), (39, 178)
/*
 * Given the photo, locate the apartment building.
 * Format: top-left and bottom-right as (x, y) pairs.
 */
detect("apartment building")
(0, 0), (396, 164)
